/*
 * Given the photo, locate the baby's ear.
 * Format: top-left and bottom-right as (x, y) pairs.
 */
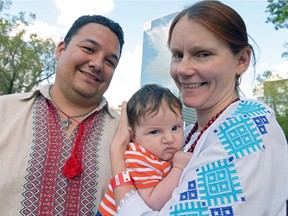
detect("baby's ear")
(129, 127), (135, 141)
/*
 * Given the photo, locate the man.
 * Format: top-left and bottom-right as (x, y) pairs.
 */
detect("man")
(0, 15), (124, 215)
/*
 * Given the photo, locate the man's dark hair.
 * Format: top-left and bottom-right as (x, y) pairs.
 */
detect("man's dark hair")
(64, 15), (124, 55)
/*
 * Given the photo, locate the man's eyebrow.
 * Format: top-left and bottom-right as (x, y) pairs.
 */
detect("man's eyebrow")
(80, 38), (119, 62)
(80, 38), (99, 47)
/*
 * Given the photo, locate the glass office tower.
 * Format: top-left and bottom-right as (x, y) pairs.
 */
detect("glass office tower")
(140, 12), (197, 127)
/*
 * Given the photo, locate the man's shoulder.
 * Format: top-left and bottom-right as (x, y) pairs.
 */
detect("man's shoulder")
(106, 106), (120, 119)
(0, 89), (41, 112)
(100, 99), (120, 119)
(0, 91), (37, 103)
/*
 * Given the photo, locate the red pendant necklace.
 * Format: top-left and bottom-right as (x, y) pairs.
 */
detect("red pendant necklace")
(47, 88), (100, 179)
(185, 98), (240, 153)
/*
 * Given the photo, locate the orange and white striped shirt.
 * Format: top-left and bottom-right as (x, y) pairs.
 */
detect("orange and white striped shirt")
(97, 142), (172, 216)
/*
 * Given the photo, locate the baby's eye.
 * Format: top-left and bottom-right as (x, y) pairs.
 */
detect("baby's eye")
(172, 125), (181, 131)
(150, 130), (160, 135)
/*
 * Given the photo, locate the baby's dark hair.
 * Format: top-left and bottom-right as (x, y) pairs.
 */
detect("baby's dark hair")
(127, 84), (182, 129)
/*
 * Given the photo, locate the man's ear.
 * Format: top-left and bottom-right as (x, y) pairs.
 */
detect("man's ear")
(236, 46), (251, 76)
(55, 41), (66, 60)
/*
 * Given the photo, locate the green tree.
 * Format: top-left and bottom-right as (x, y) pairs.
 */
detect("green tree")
(266, 0), (288, 30)
(0, 1), (56, 95)
(0, 0), (11, 12)
(264, 79), (288, 116)
(257, 71), (288, 141)
(265, 1), (288, 141)
(266, 0), (288, 58)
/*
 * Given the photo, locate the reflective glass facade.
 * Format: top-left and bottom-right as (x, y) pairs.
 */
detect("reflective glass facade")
(140, 12), (197, 126)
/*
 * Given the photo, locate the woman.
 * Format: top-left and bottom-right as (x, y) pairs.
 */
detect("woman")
(109, 1), (288, 215)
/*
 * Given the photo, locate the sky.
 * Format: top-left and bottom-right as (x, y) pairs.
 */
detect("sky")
(7, 0), (288, 108)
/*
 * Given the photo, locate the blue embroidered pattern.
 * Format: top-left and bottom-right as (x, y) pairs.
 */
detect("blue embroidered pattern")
(233, 100), (270, 136)
(180, 180), (198, 201)
(169, 100), (271, 216)
(169, 158), (243, 216)
(252, 116), (269, 135)
(215, 115), (263, 159)
(210, 206), (234, 216)
(170, 180), (207, 215)
(232, 100), (268, 117)
(197, 159), (243, 207)
(169, 201), (209, 216)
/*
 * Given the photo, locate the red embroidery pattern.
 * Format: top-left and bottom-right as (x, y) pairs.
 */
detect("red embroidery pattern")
(20, 96), (105, 215)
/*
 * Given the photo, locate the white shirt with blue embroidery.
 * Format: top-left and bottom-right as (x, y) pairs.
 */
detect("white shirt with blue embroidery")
(117, 99), (288, 216)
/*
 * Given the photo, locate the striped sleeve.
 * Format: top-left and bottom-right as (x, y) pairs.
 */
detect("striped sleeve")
(125, 143), (172, 189)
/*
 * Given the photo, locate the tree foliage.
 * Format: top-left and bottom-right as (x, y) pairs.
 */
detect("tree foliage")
(0, 0), (56, 95)
(257, 71), (288, 142)
(0, 0), (11, 12)
(263, 79), (288, 116)
(266, 0), (288, 30)
(266, 0), (288, 59)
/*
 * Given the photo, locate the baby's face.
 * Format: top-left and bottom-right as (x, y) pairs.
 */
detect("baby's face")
(132, 104), (184, 161)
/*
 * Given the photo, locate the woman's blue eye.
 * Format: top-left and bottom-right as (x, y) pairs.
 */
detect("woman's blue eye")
(172, 53), (183, 59)
(198, 52), (211, 58)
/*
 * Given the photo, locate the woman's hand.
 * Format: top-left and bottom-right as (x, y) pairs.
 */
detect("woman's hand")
(109, 101), (136, 207)
(110, 101), (131, 176)
(110, 101), (131, 152)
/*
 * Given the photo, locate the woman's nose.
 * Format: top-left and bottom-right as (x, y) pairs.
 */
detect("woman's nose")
(177, 57), (196, 76)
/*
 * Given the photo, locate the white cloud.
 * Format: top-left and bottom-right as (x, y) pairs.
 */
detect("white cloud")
(255, 60), (288, 79)
(15, 0), (117, 42)
(104, 45), (142, 108)
(53, 0), (115, 28)
(26, 20), (62, 41)
(273, 60), (288, 79)
(257, 62), (269, 73)
(240, 60), (288, 99)
(9, 20), (62, 43)
(240, 66), (255, 99)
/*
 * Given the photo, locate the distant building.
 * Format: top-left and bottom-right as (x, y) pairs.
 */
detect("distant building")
(253, 69), (288, 101)
(141, 12), (197, 127)
(254, 75), (288, 116)
(253, 82), (265, 102)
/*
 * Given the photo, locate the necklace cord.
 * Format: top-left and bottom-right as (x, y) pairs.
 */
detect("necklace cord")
(185, 98), (240, 153)
(48, 87), (96, 130)
(47, 87), (101, 179)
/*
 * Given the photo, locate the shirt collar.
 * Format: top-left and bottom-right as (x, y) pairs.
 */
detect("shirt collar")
(18, 84), (118, 119)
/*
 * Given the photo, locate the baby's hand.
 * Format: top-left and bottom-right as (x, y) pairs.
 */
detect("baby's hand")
(172, 151), (192, 171)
